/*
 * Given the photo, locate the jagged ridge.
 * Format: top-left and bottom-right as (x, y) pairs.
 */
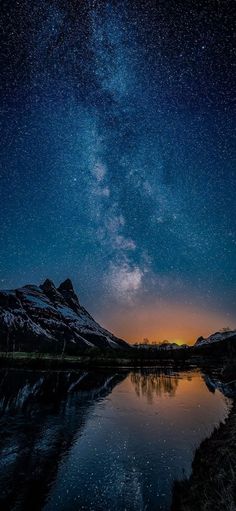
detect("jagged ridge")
(0, 278), (129, 353)
(195, 330), (236, 347)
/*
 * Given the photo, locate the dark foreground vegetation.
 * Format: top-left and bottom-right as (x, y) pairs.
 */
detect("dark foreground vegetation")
(172, 401), (236, 511)
(0, 348), (193, 370)
(171, 362), (236, 510)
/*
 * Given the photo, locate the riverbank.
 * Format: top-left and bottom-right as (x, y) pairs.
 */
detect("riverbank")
(171, 400), (236, 511)
(1, 350), (235, 372)
(0, 350), (195, 370)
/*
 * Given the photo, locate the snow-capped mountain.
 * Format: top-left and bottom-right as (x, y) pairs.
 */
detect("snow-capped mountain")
(0, 278), (129, 353)
(195, 330), (236, 347)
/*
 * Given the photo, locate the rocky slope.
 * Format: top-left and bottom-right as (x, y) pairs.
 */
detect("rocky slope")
(0, 278), (129, 353)
(195, 329), (236, 347)
(193, 330), (236, 359)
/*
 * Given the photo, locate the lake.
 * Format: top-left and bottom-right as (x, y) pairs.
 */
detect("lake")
(0, 367), (231, 511)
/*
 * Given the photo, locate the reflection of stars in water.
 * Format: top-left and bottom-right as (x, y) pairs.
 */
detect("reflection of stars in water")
(41, 370), (229, 510)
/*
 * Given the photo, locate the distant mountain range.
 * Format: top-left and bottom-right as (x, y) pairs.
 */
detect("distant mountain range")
(0, 279), (129, 353)
(134, 330), (236, 356)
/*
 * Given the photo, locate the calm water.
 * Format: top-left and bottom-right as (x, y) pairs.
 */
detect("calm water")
(0, 367), (231, 511)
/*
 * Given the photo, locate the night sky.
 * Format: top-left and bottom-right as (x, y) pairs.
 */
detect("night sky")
(1, 0), (235, 343)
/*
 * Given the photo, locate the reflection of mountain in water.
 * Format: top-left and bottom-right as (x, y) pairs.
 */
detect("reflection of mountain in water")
(131, 368), (179, 403)
(0, 369), (127, 511)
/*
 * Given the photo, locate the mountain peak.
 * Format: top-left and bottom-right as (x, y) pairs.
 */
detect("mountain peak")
(41, 278), (56, 292)
(57, 278), (80, 308)
(58, 278), (74, 293)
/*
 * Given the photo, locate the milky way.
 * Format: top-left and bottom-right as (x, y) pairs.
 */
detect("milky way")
(1, 0), (235, 342)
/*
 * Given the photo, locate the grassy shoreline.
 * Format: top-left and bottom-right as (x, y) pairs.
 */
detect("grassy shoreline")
(0, 351), (195, 370)
(0, 350), (234, 371)
(171, 401), (236, 511)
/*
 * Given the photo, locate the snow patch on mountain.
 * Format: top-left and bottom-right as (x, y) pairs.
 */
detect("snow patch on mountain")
(195, 330), (236, 347)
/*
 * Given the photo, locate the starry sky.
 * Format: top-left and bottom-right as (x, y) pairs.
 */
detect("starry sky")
(1, 0), (235, 344)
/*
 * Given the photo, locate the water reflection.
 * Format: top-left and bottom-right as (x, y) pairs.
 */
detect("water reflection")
(131, 368), (179, 402)
(202, 370), (236, 398)
(0, 367), (231, 511)
(0, 369), (127, 511)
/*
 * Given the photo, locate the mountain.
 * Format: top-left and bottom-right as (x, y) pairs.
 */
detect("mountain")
(193, 329), (236, 358)
(195, 330), (236, 347)
(0, 278), (129, 353)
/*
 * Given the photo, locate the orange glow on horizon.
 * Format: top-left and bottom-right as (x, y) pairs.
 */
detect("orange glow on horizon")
(97, 299), (234, 345)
